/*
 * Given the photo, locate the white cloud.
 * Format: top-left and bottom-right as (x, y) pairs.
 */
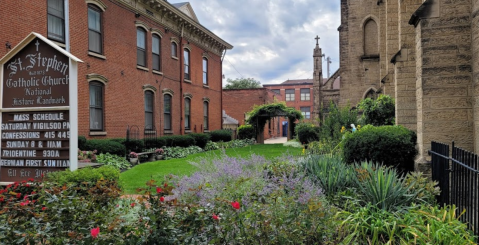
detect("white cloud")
(180, 0), (340, 85)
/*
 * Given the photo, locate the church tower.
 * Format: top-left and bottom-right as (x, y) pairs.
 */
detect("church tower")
(312, 35), (323, 122)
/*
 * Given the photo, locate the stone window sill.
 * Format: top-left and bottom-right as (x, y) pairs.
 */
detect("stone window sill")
(163, 130), (173, 134)
(88, 52), (106, 60)
(171, 56), (178, 60)
(203, 84), (209, 89)
(153, 70), (163, 76)
(137, 65), (149, 72)
(184, 79), (192, 83)
(90, 131), (107, 136)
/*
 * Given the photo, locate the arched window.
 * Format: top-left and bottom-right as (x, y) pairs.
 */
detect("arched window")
(202, 58), (208, 85)
(152, 34), (161, 71)
(89, 81), (104, 131)
(184, 49), (190, 80)
(88, 4), (103, 54)
(184, 98), (191, 130)
(145, 91), (154, 130)
(364, 19), (379, 55)
(171, 42), (178, 57)
(137, 27), (147, 66)
(164, 94), (172, 130)
(203, 101), (209, 130)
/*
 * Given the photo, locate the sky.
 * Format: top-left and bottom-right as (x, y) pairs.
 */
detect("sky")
(175, 0), (341, 85)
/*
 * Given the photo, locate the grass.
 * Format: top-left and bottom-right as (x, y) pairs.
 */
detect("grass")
(120, 144), (302, 194)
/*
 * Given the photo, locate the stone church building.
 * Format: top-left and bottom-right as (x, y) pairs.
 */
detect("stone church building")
(314, 0), (478, 170)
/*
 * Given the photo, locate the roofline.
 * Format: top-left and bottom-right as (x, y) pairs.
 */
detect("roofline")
(0, 32), (83, 64)
(139, 0), (233, 50)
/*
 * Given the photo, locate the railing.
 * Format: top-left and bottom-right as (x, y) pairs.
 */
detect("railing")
(125, 125), (157, 156)
(429, 141), (479, 236)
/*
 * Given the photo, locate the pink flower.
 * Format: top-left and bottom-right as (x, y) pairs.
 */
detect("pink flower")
(131, 203), (136, 207)
(156, 187), (162, 194)
(160, 196), (165, 202)
(16, 193), (21, 198)
(231, 201), (240, 210)
(212, 213), (219, 220)
(91, 227), (100, 239)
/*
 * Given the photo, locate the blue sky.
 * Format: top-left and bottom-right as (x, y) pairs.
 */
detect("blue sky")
(177, 0), (341, 85)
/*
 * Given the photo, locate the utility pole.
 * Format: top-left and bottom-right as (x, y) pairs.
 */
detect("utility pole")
(326, 56), (332, 79)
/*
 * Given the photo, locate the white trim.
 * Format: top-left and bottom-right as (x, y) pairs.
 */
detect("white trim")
(69, 60), (79, 171)
(137, 65), (149, 72)
(88, 51), (106, 60)
(89, 131), (107, 136)
(86, 0), (107, 12)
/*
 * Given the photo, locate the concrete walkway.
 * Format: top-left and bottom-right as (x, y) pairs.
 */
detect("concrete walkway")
(264, 137), (288, 144)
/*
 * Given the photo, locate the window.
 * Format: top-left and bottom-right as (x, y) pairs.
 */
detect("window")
(285, 89), (295, 101)
(184, 98), (191, 130)
(301, 107), (311, 119)
(203, 102), (209, 130)
(152, 34), (161, 71)
(171, 42), (177, 57)
(145, 91), (154, 130)
(137, 27), (146, 67)
(88, 4), (102, 54)
(271, 89), (280, 95)
(184, 49), (190, 80)
(164, 94), (172, 130)
(300, 88), (310, 101)
(48, 0), (65, 42)
(202, 58), (208, 85)
(89, 82), (104, 130)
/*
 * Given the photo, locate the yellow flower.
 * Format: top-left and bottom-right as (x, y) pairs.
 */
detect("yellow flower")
(302, 148), (305, 154)
(341, 126), (346, 133)
(357, 125), (361, 130)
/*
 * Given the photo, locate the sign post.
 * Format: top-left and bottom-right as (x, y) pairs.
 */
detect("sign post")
(0, 33), (82, 183)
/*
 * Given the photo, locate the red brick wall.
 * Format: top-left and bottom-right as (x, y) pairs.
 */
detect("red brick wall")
(0, 1), (224, 139)
(222, 89), (279, 139)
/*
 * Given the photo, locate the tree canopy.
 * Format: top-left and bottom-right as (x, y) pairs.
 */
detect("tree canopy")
(246, 102), (303, 135)
(223, 78), (262, 90)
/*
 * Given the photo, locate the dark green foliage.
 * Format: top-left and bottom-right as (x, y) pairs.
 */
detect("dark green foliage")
(319, 102), (358, 142)
(237, 125), (255, 140)
(358, 94), (395, 126)
(144, 137), (166, 149)
(84, 139), (126, 156)
(342, 125), (417, 173)
(246, 102), (302, 136)
(45, 165), (120, 185)
(124, 139), (144, 153)
(223, 77), (262, 89)
(162, 135), (196, 147)
(209, 129), (232, 142)
(78, 136), (87, 150)
(188, 133), (210, 148)
(295, 122), (320, 144)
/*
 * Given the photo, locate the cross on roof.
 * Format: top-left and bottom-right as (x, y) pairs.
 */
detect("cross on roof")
(315, 35), (320, 45)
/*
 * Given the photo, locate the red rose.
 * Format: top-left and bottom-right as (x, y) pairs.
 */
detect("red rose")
(42, 207), (47, 211)
(131, 203), (136, 207)
(160, 196), (165, 202)
(156, 187), (162, 194)
(16, 193), (21, 198)
(164, 183), (168, 187)
(212, 213), (219, 220)
(91, 227), (100, 239)
(231, 201), (240, 210)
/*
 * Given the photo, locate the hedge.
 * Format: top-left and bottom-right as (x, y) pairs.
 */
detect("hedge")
(295, 123), (320, 144)
(342, 125), (417, 173)
(78, 136), (87, 150)
(162, 135), (196, 147)
(209, 129), (232, 142)
(238, 125), (255, 140)
(188, 133), (210, 148)
(84, 139), (126, 156)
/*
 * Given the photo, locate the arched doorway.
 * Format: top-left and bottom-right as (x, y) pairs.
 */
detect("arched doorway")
(246, 103), (303, 144)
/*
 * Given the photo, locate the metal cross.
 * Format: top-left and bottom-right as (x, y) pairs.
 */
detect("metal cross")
(315, 35), (320, 45)
(35, 40), (40, 52)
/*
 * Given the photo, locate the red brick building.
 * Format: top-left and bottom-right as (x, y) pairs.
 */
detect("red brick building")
(222, 88), (280, 139)
(0, 0), (232, 138)
(263, 79), (314, 136)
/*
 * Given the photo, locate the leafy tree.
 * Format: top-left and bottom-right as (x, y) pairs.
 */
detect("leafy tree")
(319, 101), (358, 142)
(358, 95), (395, 126)
(224, 77), (262, 89)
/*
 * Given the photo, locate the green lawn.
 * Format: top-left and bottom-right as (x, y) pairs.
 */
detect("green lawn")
(120, 144), (302, 194)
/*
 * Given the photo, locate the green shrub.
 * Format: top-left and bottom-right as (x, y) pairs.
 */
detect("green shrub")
(209, 129), (232, 142)
(358, 94), (395, 126)
(123, 139), (144, 153)
(162, 135), (196, 147)
(319, 102), (358, 142)
(307, 140), (341, 155)
(46, 165), (120, 185)
(295, 122), (320, 144)
(342, 125), (417, 173)
(188, 133), (210, 148)
(78, 136), (87, 150)
(96, 153), (131, 170)
(85, 139), (126, 156)
(204, 141), (219, 151)
(144, 137), (166, 149)
(162, 146), (204, 159)
(238, 125), (255, 140)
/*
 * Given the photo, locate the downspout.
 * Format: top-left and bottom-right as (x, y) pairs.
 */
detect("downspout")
(179, 25), (184, 135)
(64, 0), (70, 52)
(220, 49), (226, 129)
